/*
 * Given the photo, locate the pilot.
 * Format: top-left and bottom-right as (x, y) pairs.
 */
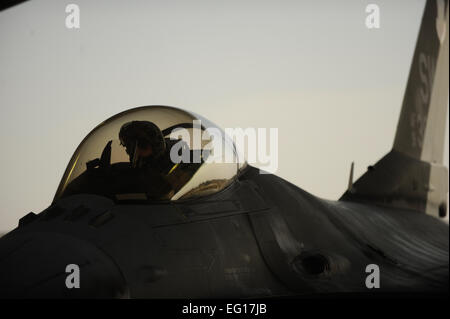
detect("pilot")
(119, 121), (175, 199)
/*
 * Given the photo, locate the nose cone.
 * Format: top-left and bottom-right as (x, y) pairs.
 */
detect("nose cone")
(0, 232), (128, 298)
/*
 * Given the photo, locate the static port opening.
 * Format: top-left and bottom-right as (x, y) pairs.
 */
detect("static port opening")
(300, 254), (330, 275)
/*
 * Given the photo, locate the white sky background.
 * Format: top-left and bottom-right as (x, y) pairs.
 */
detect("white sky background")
(0, 0), (448, 232)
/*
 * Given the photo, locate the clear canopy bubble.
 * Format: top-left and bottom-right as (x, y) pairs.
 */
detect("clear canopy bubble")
(54, 105), (245, 202)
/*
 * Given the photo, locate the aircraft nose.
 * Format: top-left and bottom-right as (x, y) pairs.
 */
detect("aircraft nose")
(0, 231), (128, 298)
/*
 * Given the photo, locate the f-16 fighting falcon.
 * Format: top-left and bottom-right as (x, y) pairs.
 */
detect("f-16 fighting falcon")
(0, 0), (448, 298)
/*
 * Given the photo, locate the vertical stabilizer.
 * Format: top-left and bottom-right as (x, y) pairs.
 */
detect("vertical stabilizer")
(341, 0), (449, 219)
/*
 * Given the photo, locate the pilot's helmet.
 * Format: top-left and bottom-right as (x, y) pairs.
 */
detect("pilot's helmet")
(119, 121), (166, 160)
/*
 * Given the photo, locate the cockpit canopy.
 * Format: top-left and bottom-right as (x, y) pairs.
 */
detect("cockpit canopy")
(54, 106), (245, 202)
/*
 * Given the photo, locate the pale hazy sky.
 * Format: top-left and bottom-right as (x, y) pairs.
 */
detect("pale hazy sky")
(0, 0), (448, 232)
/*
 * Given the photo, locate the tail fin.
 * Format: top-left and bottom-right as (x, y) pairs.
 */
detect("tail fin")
(341, 0), (449, 219)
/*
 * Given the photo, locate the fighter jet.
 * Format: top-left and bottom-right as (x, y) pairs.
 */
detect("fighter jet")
(0, 0), (448, 298)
